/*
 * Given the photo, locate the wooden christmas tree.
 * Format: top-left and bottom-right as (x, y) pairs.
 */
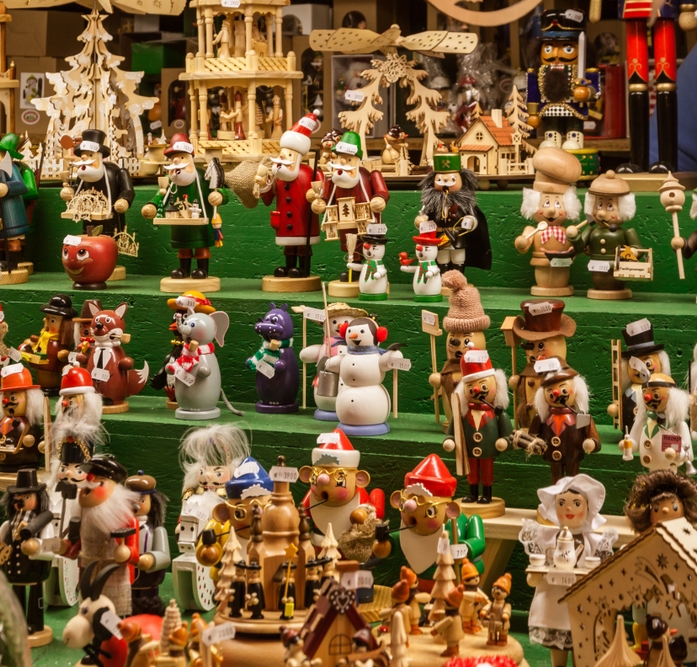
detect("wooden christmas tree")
(504, 85), (534, 165)
(338, 68), (384, 159)
(159, 599), (183, 656)
(390, 609), (409, 667)
(319, 523), (340, 582)
(429, 528), (456, 621)
(594, 615), (643, 667)
(214, 526), (243, 616)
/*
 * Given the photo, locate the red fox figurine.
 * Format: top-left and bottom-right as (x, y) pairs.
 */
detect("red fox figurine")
(77, 302), (149, 414)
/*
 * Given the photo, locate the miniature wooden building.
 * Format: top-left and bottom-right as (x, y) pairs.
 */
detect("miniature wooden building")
(322, 198), (374, 240)
(561, 517), (697, 667)
(181, 0), (303, 163)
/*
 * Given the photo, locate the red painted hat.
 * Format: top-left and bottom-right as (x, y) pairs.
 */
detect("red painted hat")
(404, 454), (457, 498)
(164, 132), (195, 156)
(60, 364), (95, 396)
(460, 348), (495, 383)
(280, 111), (320, 155)
(412, 230), (440, 246)
(312, 428), (360, 468)
(0, 364), (39, 391)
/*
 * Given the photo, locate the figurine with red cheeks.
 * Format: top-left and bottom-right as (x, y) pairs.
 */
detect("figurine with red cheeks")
(300, 429), (384, 548)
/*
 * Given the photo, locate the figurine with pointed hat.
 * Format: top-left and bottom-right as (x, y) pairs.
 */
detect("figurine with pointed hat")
(481, 573), (512, 646)
(347, 233), (389, 301)
(431, 587), (465, 657)
(459, 558), (489, 634)
(244, 111), (324, 292)
(515, 147), (582, 296)
(430, 271), (490, 431)
(309, 130), (390, 297)
(69, 299), (102, 362)
(399, 230), (443, 302)
(299, 429), (384, 549)
(141, 133), (228, 293)
(443, 348), (512, 508)
(508, 299), (576, 429)
(414, 152), (491, 278)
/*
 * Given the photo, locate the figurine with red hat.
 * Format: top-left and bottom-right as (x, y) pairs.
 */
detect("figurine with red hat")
(247, 111), (324, 290)
(0, 363), (45, 474)
(399, 230), (443, 302)
(141, 134), (228, 292)
(481, 573), (512, 646)
(443, 348), (512, 506)
(299, 429), (384, 549)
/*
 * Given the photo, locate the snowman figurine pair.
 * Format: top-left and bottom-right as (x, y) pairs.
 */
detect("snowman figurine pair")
(400, 230), (443, 302)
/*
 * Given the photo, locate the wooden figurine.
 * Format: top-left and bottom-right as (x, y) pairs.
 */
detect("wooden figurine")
(508, 299), (576, 429)
(519, 474), (617, 667)
(299, 429), (384, 549)
(443, 348), (512, 506)
(511, 358), (600, 483)
(325, 317), (406, 436)
(141, 133), (228, 293)
(318, 130), (341, 172)
(309, 130), (390, 297)
(252, 111), (323, 291)
(459, 558), (489, 633)
(0, 468), (56, 646)
(125, 471), (171, 617)
(19, 294), (76, 393)
(247, 302), (299, 414)
(431, 587), (464, 657)
(61, 228), (118, 291)
(298, 302), (366, 421)
(347, 233), (389, 301)
(70, 299), (101, 362)
(620, 369), (695, 475)
(0, 363), (44, 473)
(515, 148), (582, 296)
(379, 579), (412, 643)
(150, 290), (216, 409)
(346, 627), (390, 667)
(567, 171), (647, 299)
(429, 271), (490, 431)
(0, 304), (8, 362)
(526, 10), (598, 151)
(382, 125), (409, 165)
(60, 130), (134, 237)
(414, 152), (490, 275)
(399, 230), (443, 302)
(481, 573), (512, 646)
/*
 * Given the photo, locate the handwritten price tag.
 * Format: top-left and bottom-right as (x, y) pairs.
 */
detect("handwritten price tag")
(91, 368), (110, 383)
(317, 432), (340, 445)
(419, 220), (437, 233)
(234, 459), (260, 478)
(0, 310), (4, 322)
(450, 543), (470, 560)
(546, 570), (577, 587)
(8, 348), (21, 363)
(182, 502), (208, 523)
(534, 358), (561, 374)
(422, 311), (436, 326)
(202, 622), (236, 645)
(341, 570), (374, 590)
(68, 351), (80, 364)
(588, 260), (611, 273)
(270, 466), (299, 483)
(303, 307), (326, 323)
(366, 224), (387, 235)
(464, 349), (489, 364)
(344, 89), (365, 103)
(387, 358), (412, 371)
(176, 296), (198, 311)
(528, 302), (553, 316)
(256, 360), (276, 379)
(550, 258), (573, 268)
(63, 234), (82, 246)
(149, 120), (162, 130)
(437, 535), (450, 554)
(626, 318), (651, 337)
(221, 0), (241, 6)
(461, 216), (476, 230)
(174, 366), (195, 387)
(565, 9), (584, 22)
(100, 610), (123, 639)
(1, 363), (23, 378)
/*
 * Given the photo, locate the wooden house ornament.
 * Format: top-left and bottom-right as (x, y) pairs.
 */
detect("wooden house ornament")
(322, 198), (374, 241)
(561, 517), (697, 667)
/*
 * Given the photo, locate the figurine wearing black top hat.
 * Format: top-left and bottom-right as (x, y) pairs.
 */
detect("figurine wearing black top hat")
(347, 234), (389, 301)
(0, 468), (56, 646)
(59, 129), (135, 236)
(244, 561), (265, 619)
(526, 10), (599, 151)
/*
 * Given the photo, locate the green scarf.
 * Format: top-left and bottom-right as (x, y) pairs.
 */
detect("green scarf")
(247, 338), (293, 374)
(364, 259), (384, 281)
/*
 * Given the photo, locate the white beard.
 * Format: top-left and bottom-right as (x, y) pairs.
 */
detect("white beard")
(169, 167), (197, 187)
(332, 168), (360, 189)
(78, 162), (105, 183)
(275, 161), (300, 182)
(81, 483), (138, 537)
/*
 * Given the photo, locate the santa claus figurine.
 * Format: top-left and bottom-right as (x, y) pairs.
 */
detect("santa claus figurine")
(299, 429), (384, 548)
(253, 111), (324, 287)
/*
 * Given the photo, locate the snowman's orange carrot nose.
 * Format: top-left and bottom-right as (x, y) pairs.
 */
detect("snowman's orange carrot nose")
(349, 333), (359, 339)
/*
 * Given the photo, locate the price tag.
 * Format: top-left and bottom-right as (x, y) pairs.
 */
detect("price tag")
(437, 535), (450, 554)
(344, 89), (365, 103)
(303, 307), (326, 323)
(661, 432), (682, 452)
(626, 318), (651, 337)
(0, 310), (4, 322)
(182, 502), (208, 522)
(461, 216), (475, 230)
(68, 351), (79, 364)
(341, 570), (374, 590)
(422, 311), (436, 326)
(550, 258), (573, 268)
(317, 432), (340, 445)
(234, 459), (259, 478)
(63, 234), (82, 246)
(270, 466), (299, 483)
(534, 358), (561, 374)
(565, 9), (584, 22)
(450, 543), (470, 560)
(91, 368), (111, 383)
(1, 363), (23, 378)
(174, 366), (195, 387)
(419, 220), (437, 233)
(588, 260), (611, 273)
(100, 610), (123, 639)
(366, 224), (387, 235)
(528, 301), (553, 316)
(387, 358), (412, 371)
(221, 0), (241, 6)
(546, 570), (577, 587)
(256, 360), (276, 379)
(176, 296), (197, 311)
(8, 348), (21, 362)
(202, 622), (236, 646)
(576, 413), (590, 428)
(464, 349), (489, 364)
(149, 120), (162, 130)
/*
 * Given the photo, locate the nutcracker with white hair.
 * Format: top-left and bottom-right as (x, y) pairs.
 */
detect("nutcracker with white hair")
(510, 357), (600, 483)
(567, 170), (643, 299)
(442, 349), (512, 505)
(514, 147), (582, 297)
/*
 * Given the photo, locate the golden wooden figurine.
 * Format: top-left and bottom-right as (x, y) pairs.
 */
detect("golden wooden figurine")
(430, 588), (465, 657)
(459, 558), (489, 634)
(480, 573), (512, 647)
(514, 147), (582, 296)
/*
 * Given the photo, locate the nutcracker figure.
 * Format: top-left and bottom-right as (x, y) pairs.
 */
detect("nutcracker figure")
(526, 10), (599, 151)
(414, 153), (490, 276)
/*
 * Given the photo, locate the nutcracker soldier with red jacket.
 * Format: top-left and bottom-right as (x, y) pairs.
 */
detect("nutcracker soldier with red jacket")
(254, 112), (324, 288)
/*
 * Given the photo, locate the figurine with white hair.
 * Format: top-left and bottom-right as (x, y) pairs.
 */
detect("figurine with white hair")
(510, 357), (600, 483)
(514, 147), (582, 297)
(567, 170), (644, 299)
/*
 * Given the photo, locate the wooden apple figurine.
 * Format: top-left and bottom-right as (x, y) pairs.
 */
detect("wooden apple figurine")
(62, 226), (118, 290)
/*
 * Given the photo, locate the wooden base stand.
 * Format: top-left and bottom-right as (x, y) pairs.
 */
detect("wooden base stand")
(460, 496), (505, 519)
(0, 268), (28, 285)
(621, 172), (697, 192)
(217, 608), (308, 636)
(531, 285), (573, 296)
(102, 402), (129, 414)
(107, 265), (126, 282)
(261, 275), (321, 293)
(587, 288), (632, 300)
(328, 280), (360, 298)
(28, 625), (53, 648)
(160, 276), (221, 293)
(166, 400), (178, 410)
(17, 261), (33, 275)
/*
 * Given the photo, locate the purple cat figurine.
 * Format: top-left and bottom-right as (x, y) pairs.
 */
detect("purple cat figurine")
(246, 302), (299, 414)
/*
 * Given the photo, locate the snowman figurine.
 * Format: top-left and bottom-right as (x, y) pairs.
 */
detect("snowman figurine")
(325, 317), (405, 436)
(399, 231), (443, 302)
(347, 233), (389, 301)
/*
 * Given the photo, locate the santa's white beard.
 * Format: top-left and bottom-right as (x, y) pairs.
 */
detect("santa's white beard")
(331, 168), (360, 189)
(169, 167), (197, 187)
(53, 396), (104, 444)
(275, 162), (300, 182)
(81, 483), (138, 537)
(79, 163), (105, 183)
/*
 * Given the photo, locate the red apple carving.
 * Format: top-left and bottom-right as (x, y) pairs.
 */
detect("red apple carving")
(62, 228), (118, 290)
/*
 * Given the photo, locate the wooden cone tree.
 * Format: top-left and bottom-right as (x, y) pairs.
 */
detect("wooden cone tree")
(594, 615), (643, 667)
(214, 526), (243, 615)
(429, 528), (456, 621)
(505, 85), (534, 164)
(390, 609), (409, 667)
(160, 599), (183, 656)
(319, 523), (340, 581)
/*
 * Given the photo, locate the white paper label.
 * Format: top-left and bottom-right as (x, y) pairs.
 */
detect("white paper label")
(317, 432), (340, 445)
(387, 358), (412, 371)
(626, 318), (651, 338)
(565, 9), (584, 22)
(174, 366), (196, 387)
(528, 301), (553, 316)
(8, 348), (21, 362)
(366, 224), (387, 235)
(298, 116), (317, 131)
(1, 363), (23, 378)
(0, 311), (4, 323)
(79, 140), (100, 153)
(344, 89), (365, 103)
(100, 610), (123, 639)
(63, 234), (82, 246)
(270, 466), (299, 483)
(550, 258), (573, 268)
(149, 120), (162, 130)
(419, 220), (437, 233)
(546, 570), (577, 587)
(534, 358), (561, 374)
(576, 413), (591, 429)
(68, 351), (79, 364)
(234, 459), (260, 478)
(588, 260), (611, 273)
(176, 296), (197, 311)
(341, 570), (374, 590)
(91, 367), (110, 383)
(221, 0), (241, 7)
(464, 350), (489, 364)
(437, 535), (450, 554)
(303, 307), (326, 323)
(461, 216), (475, 230)
(450, 543), (470, 560)
(182, 502), (208, 523)
(202, 622), (236, 645)
(256, 360), (275, 379)
(421, 311), (436, 326)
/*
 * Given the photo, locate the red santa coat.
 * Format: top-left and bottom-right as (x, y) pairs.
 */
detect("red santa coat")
(260, 164), (324, 247)
(320, 167), (389, 212)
